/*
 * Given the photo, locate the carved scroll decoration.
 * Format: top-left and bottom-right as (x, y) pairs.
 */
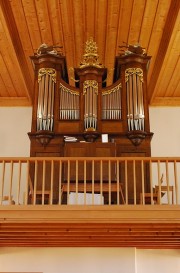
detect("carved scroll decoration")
(83, 80), (98, 131)
(37, 68), (56, 131)
(59, 83), (80, 120)
(102, 83), (122, 120)
(125, 68), (145, 131)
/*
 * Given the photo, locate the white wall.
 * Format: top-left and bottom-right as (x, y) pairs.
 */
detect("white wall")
(0, 106), (180, 273)
(136, 249), (180, 273)
(0, 248), (136, 273)
(0, 107), (32, 157)
(150, 107), (180, 156)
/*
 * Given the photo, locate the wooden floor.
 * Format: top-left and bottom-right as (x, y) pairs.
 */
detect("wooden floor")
(0, 205), (180, 248)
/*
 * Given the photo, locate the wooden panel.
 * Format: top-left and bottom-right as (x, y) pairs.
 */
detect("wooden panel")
(64, 142), (116, 182)
(0, 207), (180, 248)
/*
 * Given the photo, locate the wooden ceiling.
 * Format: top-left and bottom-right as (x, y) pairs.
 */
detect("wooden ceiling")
(0, 0), (179, 107)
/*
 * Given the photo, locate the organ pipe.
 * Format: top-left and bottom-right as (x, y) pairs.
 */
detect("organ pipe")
(59, 83), (80, 120)
(125, 68), (144, 131)
(37, 68), (56, 131)
(102, 83), (122, 120)
(83, 80), (98, 131)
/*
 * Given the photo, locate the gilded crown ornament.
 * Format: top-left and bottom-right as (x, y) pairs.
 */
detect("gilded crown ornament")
(79, 37), (103, 68)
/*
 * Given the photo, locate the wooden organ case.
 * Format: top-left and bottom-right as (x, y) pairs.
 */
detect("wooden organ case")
(28, 39), (153, 204)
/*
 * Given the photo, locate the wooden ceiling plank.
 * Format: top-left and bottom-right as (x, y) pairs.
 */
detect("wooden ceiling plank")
(0, 0), (33, 103)
(161, 25), (180, 97)
(173, 79), (180, 98)
(95, 0), (108, 66)
(154, 56), (180, 98)
(34, 0), (53, 45)
(104, 0), (122, 85)
(116, 0), (134, 50)
(0, 8), (32, 98)
(147, 0), (171, 82)
(47, 0), (64, 50)
(139, 0), (159, 50)
(0, 58), (11, 97)
(71, 0), (85, 67)
(21, 0), (42, 51)
(0, 54), (18, 97)
(84, 0), (96, 40)
(0, 33), (30, 98)
(59, 0), (77, 86)
(148, 0), (180, 104)
(128, 0), (146, 44)
(151, 13), (180, 98)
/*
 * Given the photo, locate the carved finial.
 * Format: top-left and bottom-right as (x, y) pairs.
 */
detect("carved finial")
(36, 43), (63, 56)
(79, 37), (103, 68)
(119, 42), (147, 56)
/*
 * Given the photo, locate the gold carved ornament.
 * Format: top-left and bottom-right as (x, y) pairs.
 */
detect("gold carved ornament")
(79, 37), (104, 68)
(125, 68), (143, 83)
(83, 80), (98, 95)
(38, 68), (56, 83)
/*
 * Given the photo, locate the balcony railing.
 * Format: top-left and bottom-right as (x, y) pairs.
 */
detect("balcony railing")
(0, 157), (179, 206)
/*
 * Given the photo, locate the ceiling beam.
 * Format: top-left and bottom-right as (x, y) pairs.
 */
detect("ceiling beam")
(0, 0), (33, 104)
(148, 0), (180, 104)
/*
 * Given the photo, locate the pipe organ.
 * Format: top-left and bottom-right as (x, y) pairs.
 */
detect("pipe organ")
(28, 39), (153, 204)
(29, 38), (153, 150)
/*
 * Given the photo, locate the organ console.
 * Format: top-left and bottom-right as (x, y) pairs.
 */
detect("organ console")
(28, 38), (153, 204)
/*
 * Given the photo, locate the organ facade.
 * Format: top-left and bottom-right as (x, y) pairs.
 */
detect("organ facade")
(28, 38), (153, 203)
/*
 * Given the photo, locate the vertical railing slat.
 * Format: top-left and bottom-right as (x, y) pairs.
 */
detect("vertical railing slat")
(174, 160), (178, 204)
(116, 160), (120, 205)
(125, 160), (128, 205)
(58, 160), (62, 205)
(50, 160), (54, 205)
(133, 160), (136, 205)
(100, 160), (103, 205)
(42, 160), (46, 205)
(141, 160), (144, 205)
(17, 160), (22, 205)
(9, 161), (13, 203)
(92, 160), (94, 205)
(76, 160), (78, 204)
(157, 160), (161, 204)
(150, 160), (153, 205)
(108, 160), (111, 205)
(84, 160), (87, 205)
(0, 161), (5, 205)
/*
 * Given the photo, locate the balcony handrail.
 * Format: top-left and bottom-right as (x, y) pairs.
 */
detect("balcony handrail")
(0, 157), (179, 206)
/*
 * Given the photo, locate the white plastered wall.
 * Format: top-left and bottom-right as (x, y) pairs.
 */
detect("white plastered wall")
(0, 107), (180, 273)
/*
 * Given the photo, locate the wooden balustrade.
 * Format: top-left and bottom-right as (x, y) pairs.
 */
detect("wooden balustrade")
(0, 157), (179, 206)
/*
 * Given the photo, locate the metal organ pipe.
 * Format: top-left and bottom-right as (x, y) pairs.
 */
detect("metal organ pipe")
(125, 68), (144, 131)
(59, 83), (79, 120)
(37, 68), (56, 131)
(83, 80), (98, 131)
(102, 83), (122, 120)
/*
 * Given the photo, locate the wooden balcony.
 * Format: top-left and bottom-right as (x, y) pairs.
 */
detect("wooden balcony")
(0, 157), (180, 248)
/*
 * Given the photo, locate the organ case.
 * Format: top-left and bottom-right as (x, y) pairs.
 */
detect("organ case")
(28, 40), (153, 203)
